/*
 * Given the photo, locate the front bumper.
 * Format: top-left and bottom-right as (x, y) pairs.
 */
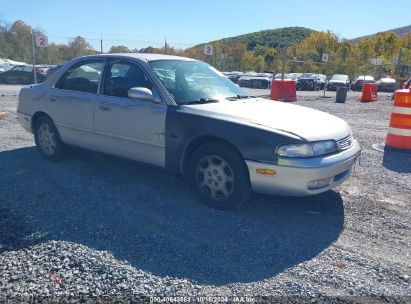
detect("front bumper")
(246, 140), (361, 196)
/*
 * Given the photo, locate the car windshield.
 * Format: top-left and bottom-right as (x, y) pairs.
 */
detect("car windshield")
(300, 73), (316, 79)
(331, 74), (347, 81)
(12, 66), (26, 71)
(150, 60), (248, 105)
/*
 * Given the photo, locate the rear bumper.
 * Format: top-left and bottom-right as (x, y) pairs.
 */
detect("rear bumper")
(378, 84), (395, 92)
(246, 140), (361, 196)
(327, 83), (348, 91)
(297, 81), (316, 90)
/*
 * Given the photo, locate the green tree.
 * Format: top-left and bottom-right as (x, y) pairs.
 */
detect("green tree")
(254, 55), (265, 72)
(374, 32), (397, 57)
(66, 36), (95, 58)
(109, 45), (131, 53)
(241, 52), (255, 71)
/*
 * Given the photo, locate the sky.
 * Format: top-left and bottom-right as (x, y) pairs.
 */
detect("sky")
(1, 0), (410, 51)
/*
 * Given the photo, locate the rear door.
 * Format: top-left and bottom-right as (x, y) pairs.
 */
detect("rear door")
(93, 58), (166, 167)
(48, 58), (106, 147)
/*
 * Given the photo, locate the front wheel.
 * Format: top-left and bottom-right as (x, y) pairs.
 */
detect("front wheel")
(188, 143), (251, 209)
(34, 116), (66, 161)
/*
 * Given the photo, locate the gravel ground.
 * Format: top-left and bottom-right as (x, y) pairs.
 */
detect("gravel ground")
(0, 85), (410, 303)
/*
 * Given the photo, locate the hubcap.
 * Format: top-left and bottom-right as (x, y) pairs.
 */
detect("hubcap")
(195, 155), (235, 201)
(37, 123), (56, 155)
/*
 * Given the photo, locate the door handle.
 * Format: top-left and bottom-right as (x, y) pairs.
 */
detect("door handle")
(50, 97), (57, 102)
(99, 105), (112, 111)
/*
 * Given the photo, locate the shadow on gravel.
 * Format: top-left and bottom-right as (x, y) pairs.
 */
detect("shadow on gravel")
(0, 204), (40, 253)
(383, 149), (411, 173)
(0, 147), (344, 285)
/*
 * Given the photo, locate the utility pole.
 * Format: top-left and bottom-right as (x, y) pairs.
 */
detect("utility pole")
(396, 48), (404, 89)
(100, 35), (103, 53)
(31, 29), (37, 84)
(164, 38), (167, 55)
(396, 48), (403, 74)
(281, 45), (287, 80)
(273, 47), (279, 77)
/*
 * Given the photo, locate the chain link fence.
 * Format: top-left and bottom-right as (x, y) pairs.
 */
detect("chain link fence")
(1, 28), (410, 90)
(0, 30), (102, 85)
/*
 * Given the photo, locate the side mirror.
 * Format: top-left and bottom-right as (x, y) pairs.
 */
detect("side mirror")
(128, 87), (161, 103)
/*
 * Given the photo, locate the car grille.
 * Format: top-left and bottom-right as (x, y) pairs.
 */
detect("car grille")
(338, 134), (355, 150)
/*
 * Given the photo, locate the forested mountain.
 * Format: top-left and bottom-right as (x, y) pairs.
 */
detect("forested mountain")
(351, 25), (411, 44)
(193, 27), (315, 50)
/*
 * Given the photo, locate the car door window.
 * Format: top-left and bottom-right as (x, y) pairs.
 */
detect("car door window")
(56, 60), (104, 94)
(103, 60), (157, 99)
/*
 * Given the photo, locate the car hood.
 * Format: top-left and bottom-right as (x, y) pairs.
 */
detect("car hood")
(182, 98), (351, 141)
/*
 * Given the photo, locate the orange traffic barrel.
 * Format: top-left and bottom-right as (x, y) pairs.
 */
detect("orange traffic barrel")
(271, 79), (297, 102)
(361, 83), (378, 102)
(385, 89), (411, 150)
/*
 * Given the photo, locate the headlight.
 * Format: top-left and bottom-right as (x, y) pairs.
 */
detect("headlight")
(276, 140), (338, 158)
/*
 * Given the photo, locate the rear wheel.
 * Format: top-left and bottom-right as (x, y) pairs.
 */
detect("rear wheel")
(188, 143), (251, 209)
(34, 116), (66, 161)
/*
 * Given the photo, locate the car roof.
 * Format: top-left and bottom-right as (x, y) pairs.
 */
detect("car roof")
(81, 53), (197, 62)
(379, 77), (395, 82)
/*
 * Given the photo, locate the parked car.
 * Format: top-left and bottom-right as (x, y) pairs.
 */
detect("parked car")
(237, 75), (253, 88)
(17, 54), (361, 209)
(238, 75), (271, 89)
(273, 73), (299, 81)
(297, 73), (322, 91)
(35, 65), (51, 76)
(327, 74), (350, 91)
(376, 77), (396, 92)
(0, 58), (26, 72)
(0, 65), (46, 84)
(403, 76), (411, 89)
(46, 65), (62, 76)
(250, 76), (271, 89)
(223, 71), (243, 84)
(351, 75), (375, 91)
(256, 72), (273, 78)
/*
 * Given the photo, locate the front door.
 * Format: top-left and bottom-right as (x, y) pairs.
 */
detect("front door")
(93, 59), (166, 167)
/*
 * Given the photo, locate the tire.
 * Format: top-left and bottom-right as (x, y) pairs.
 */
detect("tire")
(33, 116), (66, 161)
(187, 143), (251, 210)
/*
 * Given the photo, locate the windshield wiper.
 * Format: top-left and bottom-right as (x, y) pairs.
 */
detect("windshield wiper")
(225, 94), (250, 100)
(180, 98), (220, 105)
